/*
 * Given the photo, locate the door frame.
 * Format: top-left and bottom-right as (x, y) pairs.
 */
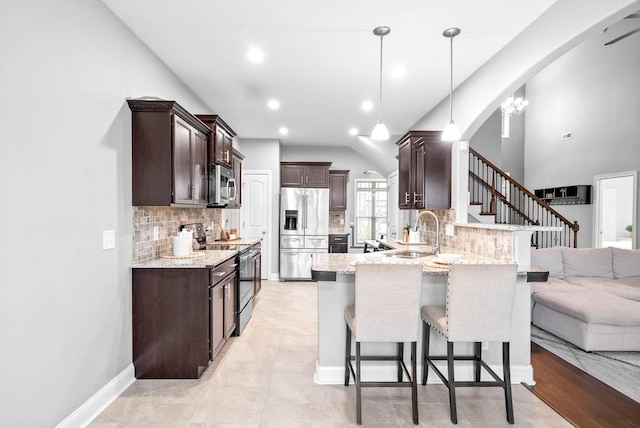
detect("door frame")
(241, 170), (273, 280)
(593, 170), (637, 249)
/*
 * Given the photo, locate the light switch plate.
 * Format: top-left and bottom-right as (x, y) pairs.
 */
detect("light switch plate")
(445, 224), (455, 236)
(103, 230), (115, 250)
(153, 226), (159, 241)
(339, 218), (345, 225)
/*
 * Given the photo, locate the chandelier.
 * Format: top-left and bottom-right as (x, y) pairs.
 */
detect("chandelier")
(501, 95), (528, 138)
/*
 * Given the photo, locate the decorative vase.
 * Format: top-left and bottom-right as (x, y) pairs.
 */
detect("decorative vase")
(402, 229), (409, 242)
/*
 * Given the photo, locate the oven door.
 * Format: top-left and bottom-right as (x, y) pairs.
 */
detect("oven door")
(236, 249), (254, 335)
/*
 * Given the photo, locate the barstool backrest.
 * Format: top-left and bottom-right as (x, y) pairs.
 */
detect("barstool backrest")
(445, 263), (518, 342)
(354, 262), (423, 342)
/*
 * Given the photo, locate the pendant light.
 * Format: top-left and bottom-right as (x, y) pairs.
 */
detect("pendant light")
(371, 26), (390, 141)
(441, 27), (461, 142)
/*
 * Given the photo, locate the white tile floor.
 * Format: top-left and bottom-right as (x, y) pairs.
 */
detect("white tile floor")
(89, 280), (571, 427)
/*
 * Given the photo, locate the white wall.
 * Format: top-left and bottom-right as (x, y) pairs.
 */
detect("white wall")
(0, 1), (212, 426)
(524, 15), (640, 248)
(238, 139), (281, 279)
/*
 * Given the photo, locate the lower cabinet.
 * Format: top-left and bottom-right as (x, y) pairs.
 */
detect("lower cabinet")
(132, 257), (238, 379)
(132, 268), (210, 379)
(329, 234), (348, 253)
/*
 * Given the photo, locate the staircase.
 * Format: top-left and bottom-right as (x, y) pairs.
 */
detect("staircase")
(468, 148), (579, 248)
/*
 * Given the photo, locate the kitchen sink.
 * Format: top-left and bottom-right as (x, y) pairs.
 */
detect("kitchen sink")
(386, 250), (434, 259)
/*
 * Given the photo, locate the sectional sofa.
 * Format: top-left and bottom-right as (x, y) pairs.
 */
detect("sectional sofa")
(530, 246), (640, 351)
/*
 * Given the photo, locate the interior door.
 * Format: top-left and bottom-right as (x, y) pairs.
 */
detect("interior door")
(594, 171), (637, 249)
(242, 171), (271, 279)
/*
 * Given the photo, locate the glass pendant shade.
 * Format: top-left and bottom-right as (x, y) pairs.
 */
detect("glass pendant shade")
(371, 121), (389, 141)
(441, 120), (461, 142)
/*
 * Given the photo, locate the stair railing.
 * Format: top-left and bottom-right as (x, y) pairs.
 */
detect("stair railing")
(469, 148), (579, 248)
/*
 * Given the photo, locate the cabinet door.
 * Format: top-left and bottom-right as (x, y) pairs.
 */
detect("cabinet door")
(329, 172), (348, 209)
(306, 165), (330, 187)
(253, 252), (261, 296)
(232, 153), (242, 207)
(281, 164), (305, 187)
(412, 141), (425, 209)
(193, 130), (208, 204)
(423, 141), (452, 209)
(223, 272), (237, 339)
(397, 138), (412, 209)
(214, 128), (232, 168)
(210, 283), (225, 360)
(173, 116), (194, 205)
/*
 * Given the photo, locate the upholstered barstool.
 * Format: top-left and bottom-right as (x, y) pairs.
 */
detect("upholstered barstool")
(421, 263), (518, 424)
(344, 262), (424, 425)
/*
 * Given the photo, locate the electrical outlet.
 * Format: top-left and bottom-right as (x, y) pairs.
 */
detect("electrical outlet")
(153, 226), (159, 241)
(103, 230), (115, 250)
(445, 224), (455, 236)
(340, 218), (345, 225)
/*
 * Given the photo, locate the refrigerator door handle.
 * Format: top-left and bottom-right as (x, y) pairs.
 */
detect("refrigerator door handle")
(302, 194), (307, 229)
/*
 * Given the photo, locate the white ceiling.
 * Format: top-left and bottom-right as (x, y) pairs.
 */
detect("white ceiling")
(102, 0), (556, 147)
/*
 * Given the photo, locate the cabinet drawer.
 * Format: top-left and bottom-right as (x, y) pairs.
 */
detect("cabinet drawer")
(210, 257), (237, 285)
(329, 234), (348, 244)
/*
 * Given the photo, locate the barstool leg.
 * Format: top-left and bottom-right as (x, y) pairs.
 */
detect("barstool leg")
(397, 342), (404, 382)
(474, 342), (482, 382)
(411, 341), (418, 424)
(356, 342), (362, 425)
(503, 342), (514, 424)
(447, 341), (458, 424)
(421, 321), (430, 385)
(345, 324), (351, 386)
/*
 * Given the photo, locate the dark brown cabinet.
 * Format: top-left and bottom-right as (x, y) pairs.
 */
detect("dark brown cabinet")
(281, 162), (331, 188)
(253, 242), (262, 296)
(132, 256), (238, 379)
(196, 115), (236, 169)
(396, 131), (452, 210)
(132, 268), (211, 379)
(329, 170), (349, 210)
(128, 100), (210, 207)
(222, 271), (237, 339)
(329, 234), (348, 253)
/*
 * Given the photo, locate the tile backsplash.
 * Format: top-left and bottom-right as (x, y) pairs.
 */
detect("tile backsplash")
(133, 206), (223, 262)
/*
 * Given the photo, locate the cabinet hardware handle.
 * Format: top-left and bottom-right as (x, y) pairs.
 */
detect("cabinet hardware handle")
(405, 192), (410, 204)
(213, 271), (226, 276)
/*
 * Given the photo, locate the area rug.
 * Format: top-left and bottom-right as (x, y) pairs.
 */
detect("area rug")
(531, 325), (640, 403)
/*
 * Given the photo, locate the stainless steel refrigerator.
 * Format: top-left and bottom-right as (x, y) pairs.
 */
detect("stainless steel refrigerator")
(280, 187), (329, 280)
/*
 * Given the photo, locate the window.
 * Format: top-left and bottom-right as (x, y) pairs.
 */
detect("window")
(355, 179), (387, 245)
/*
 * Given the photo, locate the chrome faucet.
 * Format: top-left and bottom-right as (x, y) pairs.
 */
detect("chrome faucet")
(413, 210), (440, 254)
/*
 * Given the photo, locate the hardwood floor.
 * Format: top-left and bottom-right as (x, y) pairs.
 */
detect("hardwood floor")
(527, 342), (640, 428)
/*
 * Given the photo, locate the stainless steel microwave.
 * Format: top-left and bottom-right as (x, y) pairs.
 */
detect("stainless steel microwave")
(208, 164), (236, 206)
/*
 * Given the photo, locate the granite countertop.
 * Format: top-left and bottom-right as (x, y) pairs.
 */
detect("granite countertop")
(131, 249), (238, 269)
(454, 223), (563, 231)
(208, 237), (262, 246)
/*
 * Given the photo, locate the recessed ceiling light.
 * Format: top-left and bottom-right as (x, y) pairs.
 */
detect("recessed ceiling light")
(361, 100), (374, 112)
(349, 128), (358, 136)
(247, 47), (264, 63)
(267, 99), (280, 110)
(391, 65), (406, 78)
(279, 127), (289, 135)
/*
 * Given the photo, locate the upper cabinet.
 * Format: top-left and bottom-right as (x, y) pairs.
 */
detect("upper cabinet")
(329, 170), (349, 210)
(396, 130), (452, 210)
(128, 99), (210, 207)
(195, 115), (236, 169)
(229, 148), (244, 208)
(280, 162), (331, 188)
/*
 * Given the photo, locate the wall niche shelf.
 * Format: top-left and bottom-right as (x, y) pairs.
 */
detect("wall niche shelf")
(534, 185), (591, 205)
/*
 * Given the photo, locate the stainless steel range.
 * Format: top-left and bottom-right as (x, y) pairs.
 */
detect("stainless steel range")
(181, 223), (254, 336)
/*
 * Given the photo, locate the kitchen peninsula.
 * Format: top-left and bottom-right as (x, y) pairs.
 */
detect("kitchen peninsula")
(311, 223), (559, 386)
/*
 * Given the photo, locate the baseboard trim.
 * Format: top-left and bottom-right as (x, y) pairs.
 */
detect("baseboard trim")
(56, 364), (135, 428)
(315, 361), (533, 385)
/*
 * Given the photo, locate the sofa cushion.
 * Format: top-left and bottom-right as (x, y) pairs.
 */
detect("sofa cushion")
(532, 278), (584, 294)
(612, 247), (640, 278)
(563, 277), (640, 301)
(562, 247), (613, 278)
(532, 291), (640, 325)
(531, 246), (564, 279)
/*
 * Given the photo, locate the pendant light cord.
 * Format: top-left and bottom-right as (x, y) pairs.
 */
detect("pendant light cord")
(449, 34), (453, 122)
(378, 34), (384, 123)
